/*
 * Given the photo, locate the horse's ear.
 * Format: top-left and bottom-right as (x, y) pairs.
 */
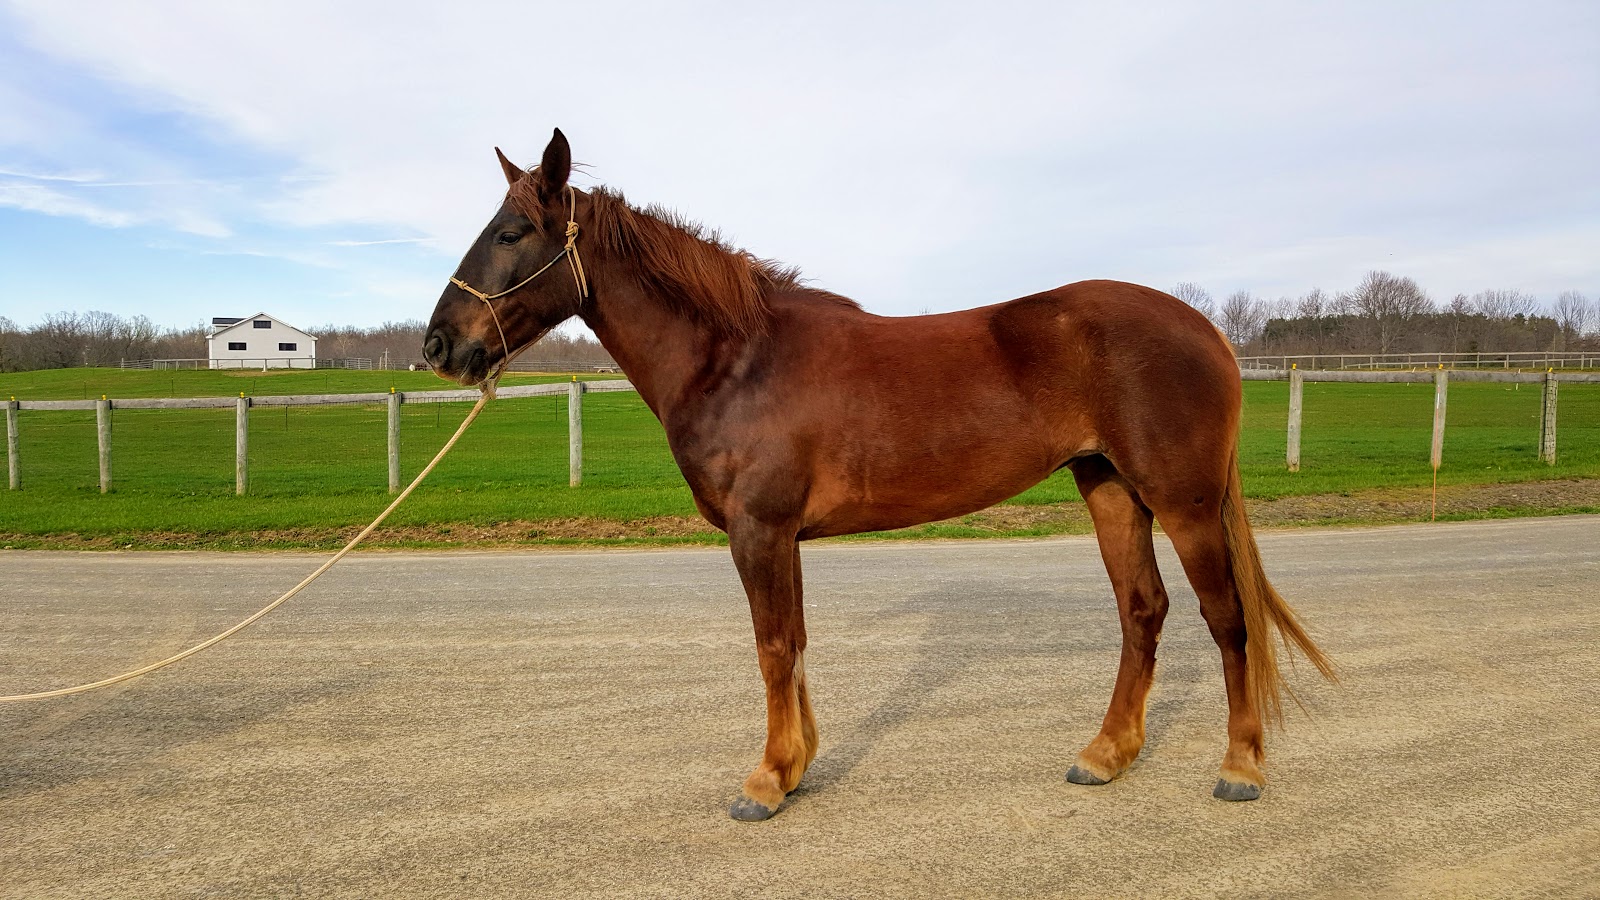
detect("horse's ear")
(534, 128), (571, 200)
(494, 147), (524, 186)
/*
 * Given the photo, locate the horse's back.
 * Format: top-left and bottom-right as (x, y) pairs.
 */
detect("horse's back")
(988, 280), (1242, 497)
(988, 280), (1236, 395)
(760, 281), (1239, 535)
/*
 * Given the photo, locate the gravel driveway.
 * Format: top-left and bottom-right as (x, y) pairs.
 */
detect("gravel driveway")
(3, 516), (1597, 898)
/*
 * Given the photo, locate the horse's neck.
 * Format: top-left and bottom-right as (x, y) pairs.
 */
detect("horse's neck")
(578, 279), (745, 420)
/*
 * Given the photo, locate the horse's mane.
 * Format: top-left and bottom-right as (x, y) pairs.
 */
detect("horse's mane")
(509, 177), (858, 335)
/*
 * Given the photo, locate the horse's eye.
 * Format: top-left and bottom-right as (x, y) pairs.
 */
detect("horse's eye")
(496, 231), (521, 245)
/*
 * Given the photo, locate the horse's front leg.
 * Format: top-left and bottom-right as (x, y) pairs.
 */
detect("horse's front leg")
(726, 519), (817, 822)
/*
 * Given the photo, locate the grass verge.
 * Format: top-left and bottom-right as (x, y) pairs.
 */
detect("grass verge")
(1, 373), (1597, 550)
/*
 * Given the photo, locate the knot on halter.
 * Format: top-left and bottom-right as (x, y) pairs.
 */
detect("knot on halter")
(563, 217), (589, 300)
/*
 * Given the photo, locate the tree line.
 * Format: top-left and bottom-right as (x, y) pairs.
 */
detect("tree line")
(3, 273), (1595, 371)
(0, 313), (615, 372)
(1173, 272), (1597, 356)
(314, 321), (615, 369)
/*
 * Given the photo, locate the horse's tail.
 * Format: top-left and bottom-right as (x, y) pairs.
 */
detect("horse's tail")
(1220, 447), (1337, 725)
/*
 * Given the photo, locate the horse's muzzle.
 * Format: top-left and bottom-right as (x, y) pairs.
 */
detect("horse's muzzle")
(423, 327), (489, 384)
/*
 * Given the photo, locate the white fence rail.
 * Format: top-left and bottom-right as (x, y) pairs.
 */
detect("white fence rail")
(5, 380), (635, 494)
(119, 358), (375, 370)
(119, 357), (620, 373)
(1238, 351), (1599, 371)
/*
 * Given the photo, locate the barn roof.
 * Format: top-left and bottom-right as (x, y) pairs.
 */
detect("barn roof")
(208, 313), (318, 340)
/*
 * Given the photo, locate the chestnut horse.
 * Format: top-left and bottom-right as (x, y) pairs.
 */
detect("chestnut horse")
(424, 129), (1334, 821)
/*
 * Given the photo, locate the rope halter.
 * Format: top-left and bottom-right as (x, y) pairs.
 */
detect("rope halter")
(448, 185), (590, 380)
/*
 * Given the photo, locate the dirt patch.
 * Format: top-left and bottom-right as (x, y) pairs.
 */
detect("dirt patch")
(378, 515), (715, 543)
(941, 478), (1600, 532)
(2, 480), (1597, 551)
(1244, 478), (1600, 526)
(942, 502), (1096, 532)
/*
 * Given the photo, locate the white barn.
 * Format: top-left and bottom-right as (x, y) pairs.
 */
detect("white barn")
(208, 313), (318, 369)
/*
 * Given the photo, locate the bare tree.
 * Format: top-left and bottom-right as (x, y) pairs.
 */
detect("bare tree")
(1170, 282), (1215, 321)
(1471, 289), (1537, 320)
(1340, 270), (1433, 354)
(29, 311), (87, 369)
(1295, 288), (1328, 319)
(1289, 288), (1332, 354)
(0, 315), (18, 372)
(1218, 290), (1267, 349)
(1551, 291), (1593, 346)
(151, 322), (209, 360)
(322, 325), (359, 360)
(1443, 293), (1474, 352)
(72, 310), (161, 365)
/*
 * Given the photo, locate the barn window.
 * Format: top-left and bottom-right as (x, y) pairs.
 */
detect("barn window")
(253, 320), (272, 328)
(279, 342), (297, 351)
(228, 342), (246, 350)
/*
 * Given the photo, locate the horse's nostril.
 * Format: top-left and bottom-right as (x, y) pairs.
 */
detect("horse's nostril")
(423, 331), (447, 365)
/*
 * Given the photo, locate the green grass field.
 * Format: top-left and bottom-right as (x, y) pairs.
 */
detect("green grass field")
(1, 368), (1596, 546)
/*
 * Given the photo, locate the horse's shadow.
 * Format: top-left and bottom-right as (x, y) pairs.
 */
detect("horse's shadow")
(798, 605), (969, 795)
(792, 583), (1206, 802)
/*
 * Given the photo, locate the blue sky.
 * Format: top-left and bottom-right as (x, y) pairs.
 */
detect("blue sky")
(2, 0), (1596, 335)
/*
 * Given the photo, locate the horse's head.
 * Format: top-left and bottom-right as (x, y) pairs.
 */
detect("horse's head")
(423, 128), (584, 385)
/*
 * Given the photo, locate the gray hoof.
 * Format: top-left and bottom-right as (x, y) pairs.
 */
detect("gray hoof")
(728, 797), (778, 821)
(1065, 765), (1111, 786)
(1212, 779), (1262, 802)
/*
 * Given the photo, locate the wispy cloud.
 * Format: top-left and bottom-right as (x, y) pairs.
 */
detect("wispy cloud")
(328, 237), (434, 247)
(0, 181), (135, 227)
(0, 176), (232, 237)
(0, 166), (106, 183)
(0, 166), (199, 188)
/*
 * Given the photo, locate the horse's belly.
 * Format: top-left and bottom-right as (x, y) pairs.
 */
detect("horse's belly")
(799, 441), (1055, 539)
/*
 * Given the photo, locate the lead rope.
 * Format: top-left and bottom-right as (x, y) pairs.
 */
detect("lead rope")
(2, 190), (591, 704)
(0, 389), (492, 702)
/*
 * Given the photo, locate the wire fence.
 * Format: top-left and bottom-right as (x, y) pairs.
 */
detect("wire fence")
(110, 406), (236, 495)
(117, 357), (620, 372)
(118, 358), (376, 370)
(1238, 350), (1599, 370)
(0, 381), (674, 497)
(4, 371), (1599, 502)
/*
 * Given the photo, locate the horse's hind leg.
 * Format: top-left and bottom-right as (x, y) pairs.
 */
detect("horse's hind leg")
(1160, 509), (1265, 801)
(725, 520), (819, 822)
(1065, 455), (1170, 787)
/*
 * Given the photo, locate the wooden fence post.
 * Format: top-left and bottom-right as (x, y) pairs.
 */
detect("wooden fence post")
(1430, 369), (1449, 521)
(388, 390), (401, 493)
(6, 398), (19, 490)
(1539, 372), (1558, 465)
(236, 395), (250, 495)
(1287, 368), (1303, 472)
(1431, 370), (1448, 471)
(96, 397), (112, 493)
(568, 378), (584, 487)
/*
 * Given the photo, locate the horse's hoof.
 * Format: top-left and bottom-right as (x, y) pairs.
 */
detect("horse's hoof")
(728, 797), (778, 821)
(1065, 764), (1111, 786)
(1212, 779), (1262, 802)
